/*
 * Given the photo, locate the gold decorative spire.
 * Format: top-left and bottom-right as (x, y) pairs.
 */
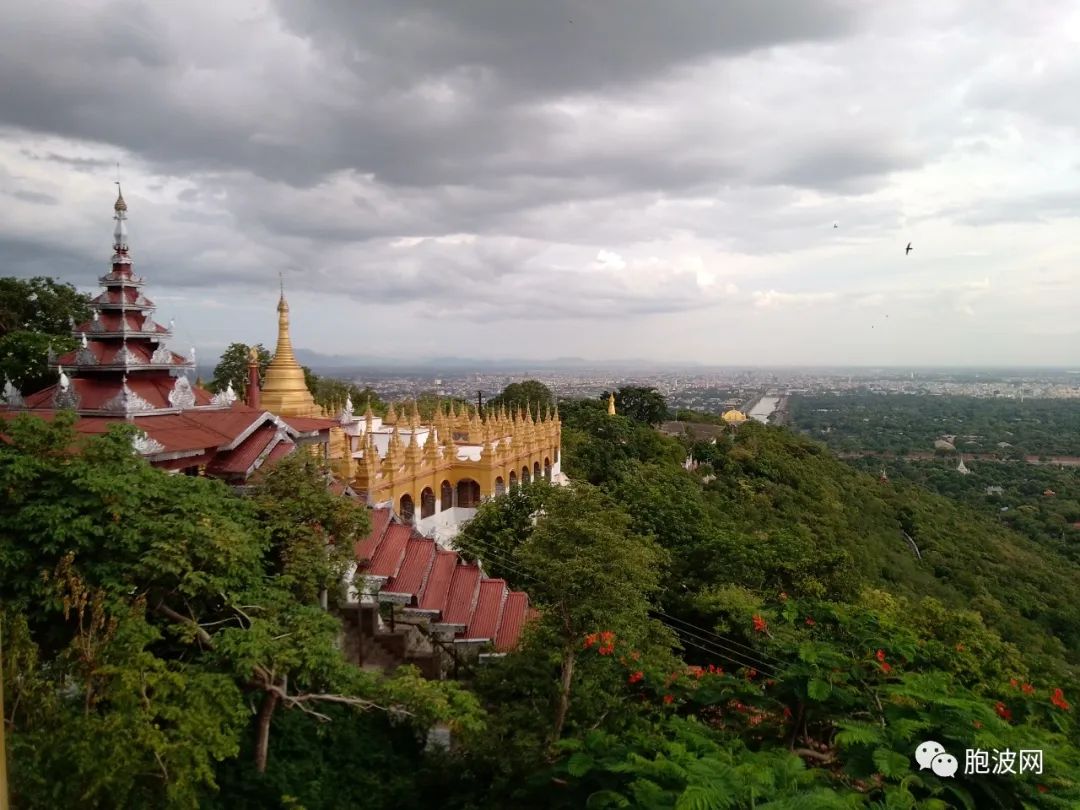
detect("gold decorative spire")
(607, 392), (616, 416)
(385, 402), (398, 425)
(259, 281), (321, 417)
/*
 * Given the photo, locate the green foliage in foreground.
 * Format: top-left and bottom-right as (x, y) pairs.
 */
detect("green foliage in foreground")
(3, 390), (1080, 808)
(0, 412), (480, 809)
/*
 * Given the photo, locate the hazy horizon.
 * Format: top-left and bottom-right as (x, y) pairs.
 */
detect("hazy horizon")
(2, 2), (1079, 366)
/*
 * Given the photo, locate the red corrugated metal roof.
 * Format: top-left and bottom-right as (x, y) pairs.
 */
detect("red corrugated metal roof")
(465, 579), (507, 640)
(385, 537), (436, 597)
(206, 423), (279, 475)
(355, 509), (392, 560)
(494, 592), (529, 652)
(418, 549), (459, 612)
(367, 524), (411, 577)
(285, 416), (338, 432)
(443, 564), (481, 625)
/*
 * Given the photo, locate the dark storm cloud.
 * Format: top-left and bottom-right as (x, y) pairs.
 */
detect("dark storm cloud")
(0, 1), (863, 190)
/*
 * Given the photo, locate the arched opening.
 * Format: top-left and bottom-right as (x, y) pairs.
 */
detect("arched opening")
(495, 476), (506, 496)
(509, 470), (517, 489)
(521, 466), (531, 485)
(399, 493), (415, 524)
(544, 457), (552, 481)
(456, 478), (481, 509)
(533, 461), (541, 480)
(420, 487), (436, 519)
(440, 480), (453, 511)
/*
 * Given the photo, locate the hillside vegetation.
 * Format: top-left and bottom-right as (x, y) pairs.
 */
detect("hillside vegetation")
(2, 394), (1078, 808)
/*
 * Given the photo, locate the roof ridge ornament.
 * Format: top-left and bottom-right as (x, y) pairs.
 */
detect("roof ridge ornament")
(1, 377), (25, 408)
(168, 375), (197, 410)
(210, 380), (238, 407)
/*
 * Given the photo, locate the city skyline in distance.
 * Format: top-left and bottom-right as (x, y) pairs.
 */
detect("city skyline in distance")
(1, 3), (1079, 366)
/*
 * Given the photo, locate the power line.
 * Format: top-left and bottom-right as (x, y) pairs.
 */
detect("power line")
(451, 532), (782, 677)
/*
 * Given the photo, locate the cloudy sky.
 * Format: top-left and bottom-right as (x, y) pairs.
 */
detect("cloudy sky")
(1, 1), (1078, 367)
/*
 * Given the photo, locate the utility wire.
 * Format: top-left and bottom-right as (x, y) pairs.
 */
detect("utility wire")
(452, 533), (782, 677)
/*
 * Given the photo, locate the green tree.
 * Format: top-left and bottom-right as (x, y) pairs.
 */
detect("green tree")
(608, 385), (669, 425)
(0, 276), (91, 392)
(490, 380), (554, 413)
(516, 484), (669, 743)
(0, 413), (483, 806)
(0, 276), (91, 338)
(209, 342), (270, 396)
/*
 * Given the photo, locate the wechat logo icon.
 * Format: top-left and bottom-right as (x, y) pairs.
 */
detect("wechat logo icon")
(915, 741), (958, 777)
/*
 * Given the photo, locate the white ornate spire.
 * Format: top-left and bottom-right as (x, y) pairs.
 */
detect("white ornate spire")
(58, 365), (70, 389)
(113, 182), (128, 251)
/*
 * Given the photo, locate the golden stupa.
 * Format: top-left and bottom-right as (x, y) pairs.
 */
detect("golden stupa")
(722, 409), (747, 425)
(258, 289), (324, 418)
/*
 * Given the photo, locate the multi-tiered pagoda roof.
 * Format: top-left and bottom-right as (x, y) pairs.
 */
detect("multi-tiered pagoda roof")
(1, 189), (337, 480)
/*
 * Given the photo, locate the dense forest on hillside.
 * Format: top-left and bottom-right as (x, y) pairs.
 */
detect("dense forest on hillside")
(847, 457), (1080, 564)
(791, 393), (1080, 457)
(2, 390), (1079, 807)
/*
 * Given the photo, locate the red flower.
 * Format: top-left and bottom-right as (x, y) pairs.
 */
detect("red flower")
(663, 694), (674, 705)
(1009, 677), (1019, 688)
(746, 668), (758, 680)
(628, 670), (644, 685)
(875, 649), (886, 662)
(1050, 688), (1071, 711)
(583, 633), (599, 649)
(995, 701), (1013, 722)
(1038, 785), (1049, 794)
(600, 630), (615, 646)
(752, 614), (768, 633)
(880, 662), (892, 674)
(783, 706), (793, 719)
(765, 679), (776, 687)
(688, 666), (704, 680)
(804, 616), (816, 626)
(1022, 682), (1035, 695)
(598, 644), (615, 656)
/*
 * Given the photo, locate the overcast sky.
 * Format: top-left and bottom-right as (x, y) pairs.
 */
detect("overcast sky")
(1, 1), (1078, 367)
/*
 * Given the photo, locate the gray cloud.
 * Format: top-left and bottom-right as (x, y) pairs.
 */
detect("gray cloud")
(0, 0), (1078, 365)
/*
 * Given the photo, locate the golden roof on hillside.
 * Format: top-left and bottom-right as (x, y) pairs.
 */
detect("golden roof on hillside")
(722, 409), (747, 425)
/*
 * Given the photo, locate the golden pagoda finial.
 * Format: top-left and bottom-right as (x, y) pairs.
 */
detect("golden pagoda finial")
(607, 392), (616, 416)
(409, 399), (421, 428)
(385, 401), (398, 424)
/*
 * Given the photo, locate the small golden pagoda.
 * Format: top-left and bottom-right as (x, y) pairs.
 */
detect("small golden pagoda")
(259, 287), (325, 418)
(607, 392), (616, 415)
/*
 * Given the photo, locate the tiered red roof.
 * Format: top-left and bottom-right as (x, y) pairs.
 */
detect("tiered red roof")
(354, 508), (531, 652)
(0, 188), (338, 483)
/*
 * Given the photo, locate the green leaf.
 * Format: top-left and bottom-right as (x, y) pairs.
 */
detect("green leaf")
(834, 721), (884, 747)
(675, 785), (730, 810)
(807, 678), (831, 700)
(872, 747), (911, 778)
(586, 789), (631, 808)
(568, 751), (596, 777)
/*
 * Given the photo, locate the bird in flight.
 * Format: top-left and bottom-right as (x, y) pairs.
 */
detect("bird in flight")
(905, 242), (913, 255)
(833, 222), (839, 229)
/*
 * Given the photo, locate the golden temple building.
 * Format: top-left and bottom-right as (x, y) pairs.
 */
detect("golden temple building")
(256, 291), (564, 544)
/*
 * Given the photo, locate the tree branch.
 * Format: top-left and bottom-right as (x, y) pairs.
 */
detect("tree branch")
(793, 747), (835, 763)
(154, 601), (214, 648)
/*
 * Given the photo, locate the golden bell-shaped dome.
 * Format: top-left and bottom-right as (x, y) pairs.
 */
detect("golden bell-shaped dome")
(722, 409), (747, 425)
